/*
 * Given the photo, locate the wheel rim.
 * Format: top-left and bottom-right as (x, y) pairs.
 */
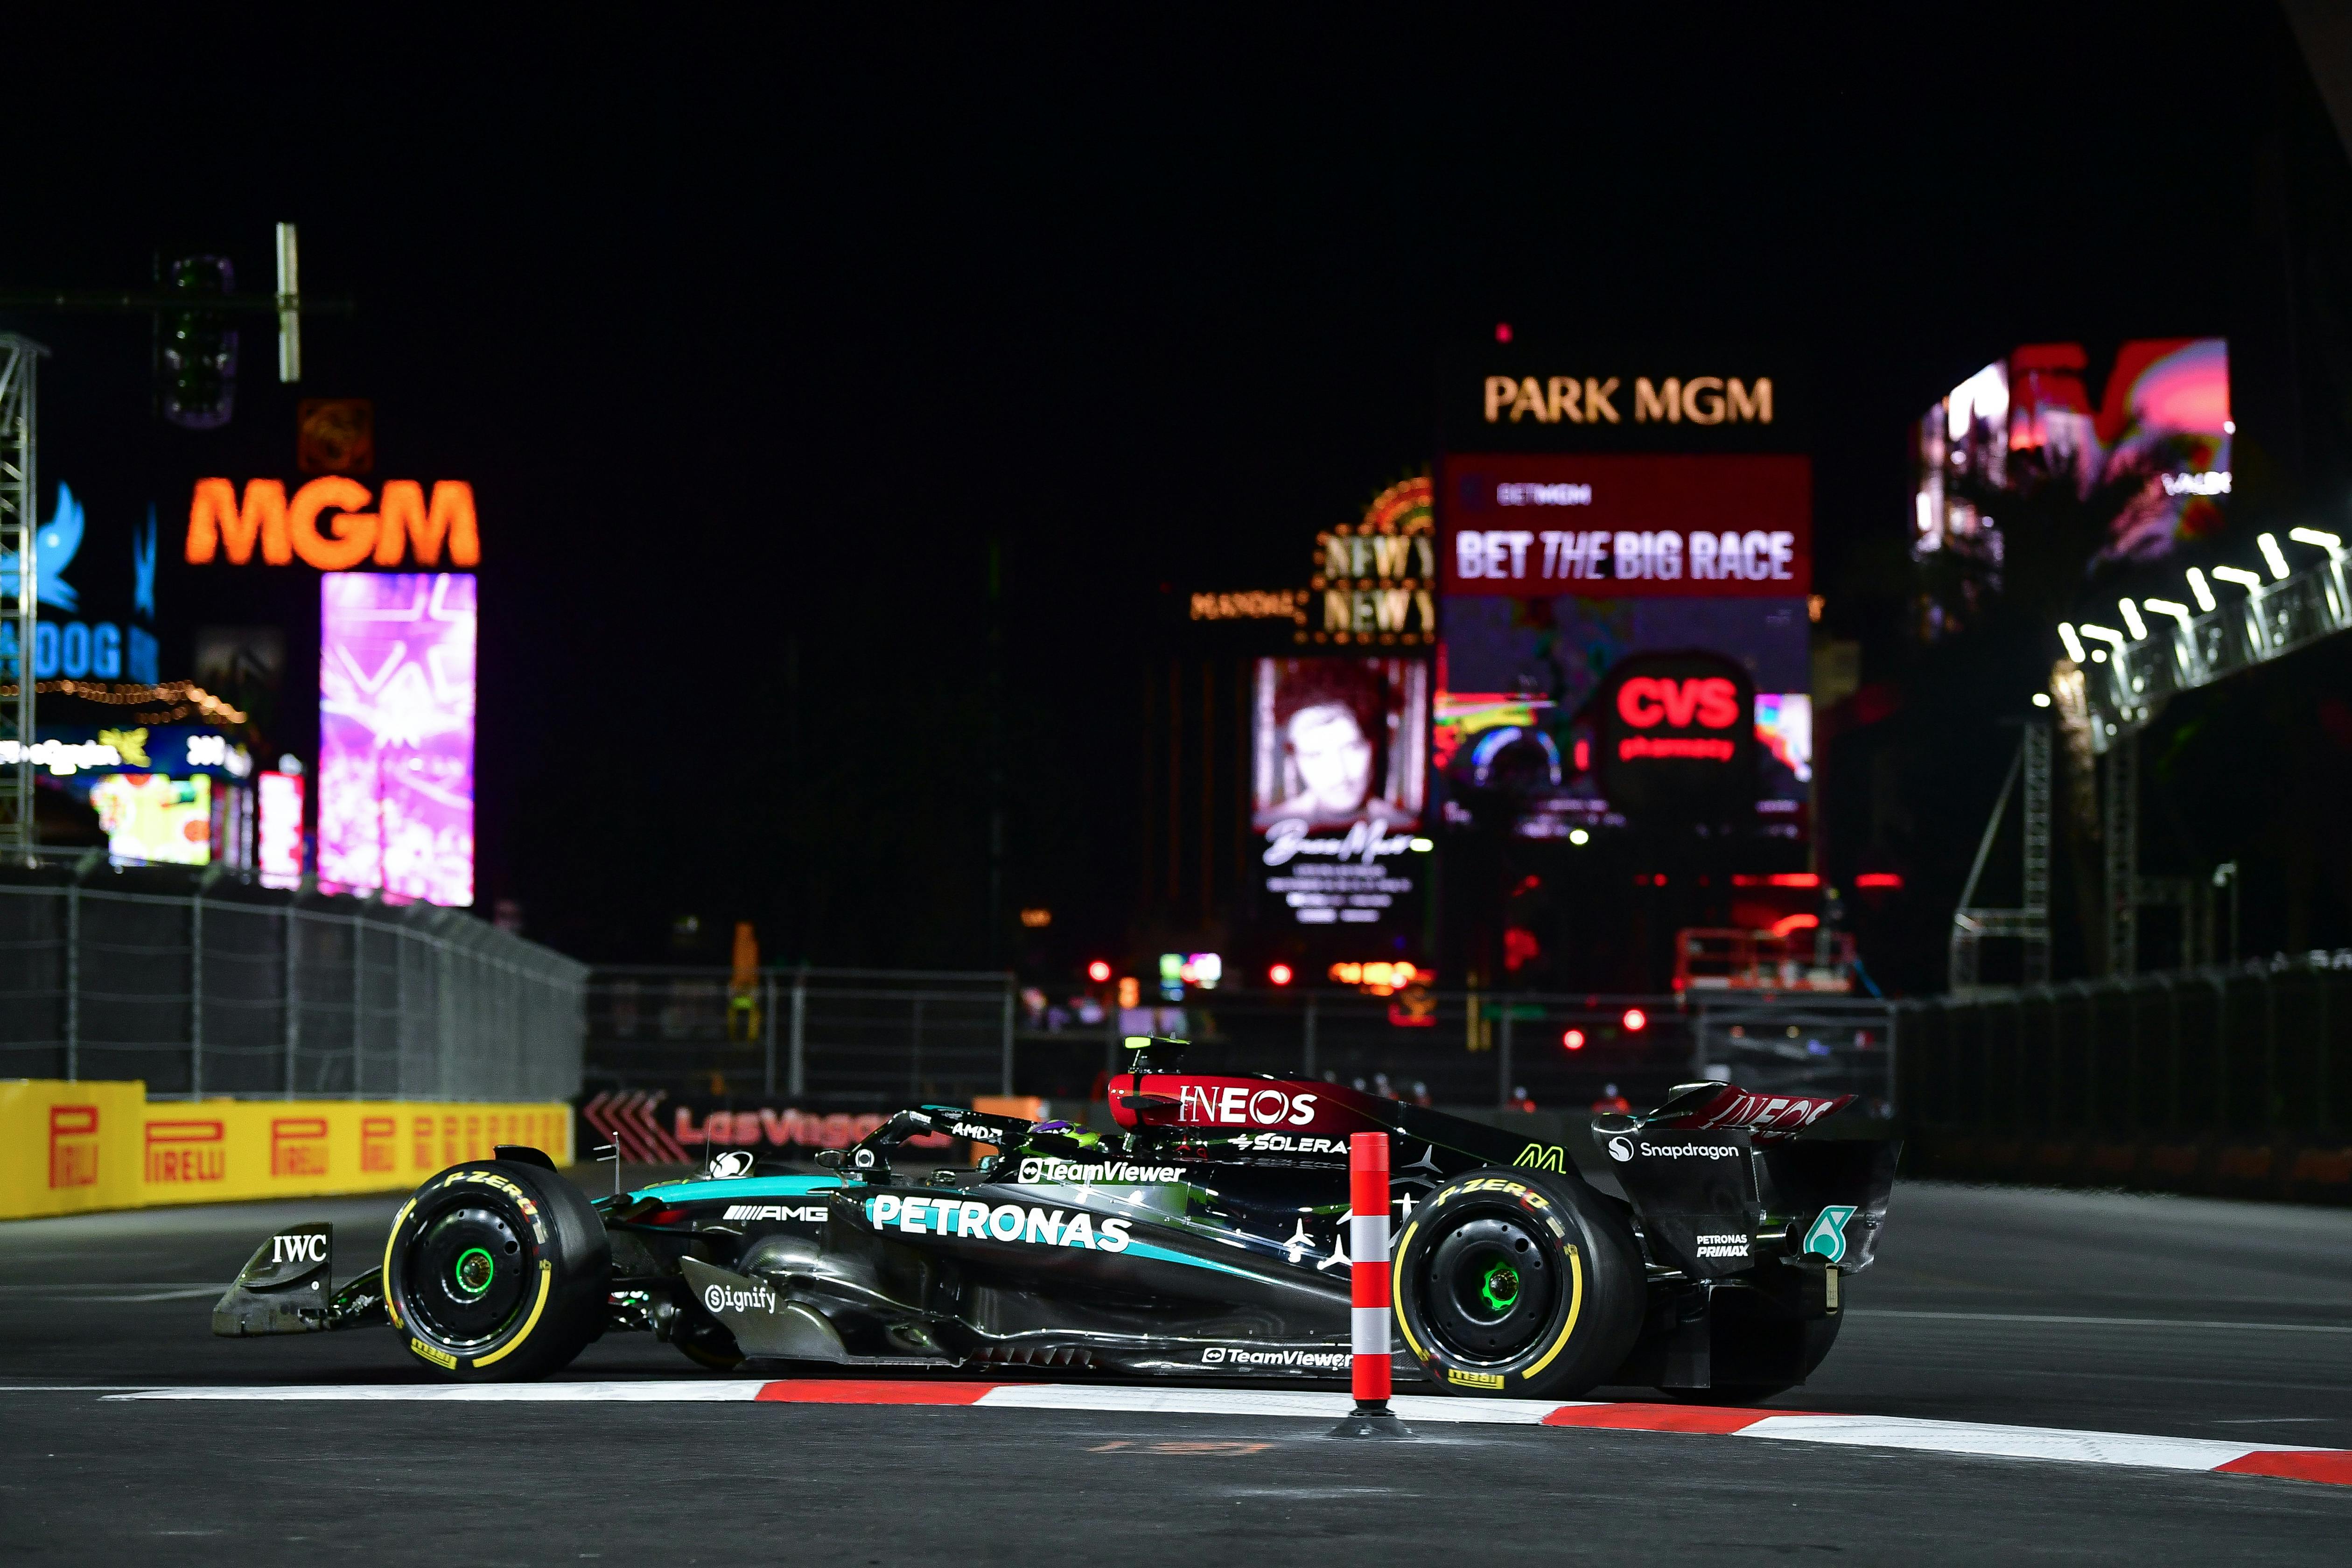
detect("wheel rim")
(1418, 1211), (1555, 1364)
(405, 1204), (528, 1348)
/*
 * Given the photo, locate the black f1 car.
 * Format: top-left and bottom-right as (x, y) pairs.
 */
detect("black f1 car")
(215, 1039), (1897, 1401)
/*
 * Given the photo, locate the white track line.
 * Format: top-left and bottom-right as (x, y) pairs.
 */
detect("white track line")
(1846, 1309), (2352, 1335)
(1736, 1414), (2290, 1471)
(978, 1386), (1563, 1424)
(116, 1380), (767, 1402)
(99, 1379), (2351, 1484)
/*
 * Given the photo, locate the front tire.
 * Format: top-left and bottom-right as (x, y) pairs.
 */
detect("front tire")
(384, 1159), (610, 1380)
(1393, 1166), (1645, 1400)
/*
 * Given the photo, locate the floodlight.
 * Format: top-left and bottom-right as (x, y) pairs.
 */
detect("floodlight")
(2257, 533), (2290, 581)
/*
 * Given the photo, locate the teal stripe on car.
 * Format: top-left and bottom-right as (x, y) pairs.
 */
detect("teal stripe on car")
(1120, 1238), (1267, 1282)
(624, 1175), (844, 1203)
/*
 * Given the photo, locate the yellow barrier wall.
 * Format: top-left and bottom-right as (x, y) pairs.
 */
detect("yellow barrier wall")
(0, 1081), (574, 1221)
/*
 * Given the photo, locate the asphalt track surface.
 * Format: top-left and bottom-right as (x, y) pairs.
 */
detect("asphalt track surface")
(4, 1174), (2348, 1563)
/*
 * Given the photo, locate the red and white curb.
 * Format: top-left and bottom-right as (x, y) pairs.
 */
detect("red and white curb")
(101, 1379), (2351, 1485)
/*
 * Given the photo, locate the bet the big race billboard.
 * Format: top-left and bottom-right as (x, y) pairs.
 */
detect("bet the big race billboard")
(1434, 352), (1814, 845)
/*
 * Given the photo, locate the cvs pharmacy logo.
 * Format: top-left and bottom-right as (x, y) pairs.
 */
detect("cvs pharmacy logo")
(1617, 677), (1740, 730)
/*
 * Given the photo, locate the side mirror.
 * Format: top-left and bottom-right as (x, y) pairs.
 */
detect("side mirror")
(813, 1149), (845, 1169)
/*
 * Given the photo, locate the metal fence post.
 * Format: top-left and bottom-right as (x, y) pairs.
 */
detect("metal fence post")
(189, 884), (204, 1099)
(395, 922), (410, 1099)
(437, 937), (455, 1100)
(1885, 1002), (1901, 1115)
(64, 882), (79, 1082)
(999, 974), (1014, 1096)
(2263, 964), (2279, 1132)
(351, 912), (365, 1097)
(1498, 1007), (1514, 1110)
(283, 905), (300, 1098)
(788, 966), (807, 1098)
(911, 994), (926, 1098)
(762, 970), (777, 1095)
(2318, 965), (2334, 1138)
(1303, 992), (1318, 1078)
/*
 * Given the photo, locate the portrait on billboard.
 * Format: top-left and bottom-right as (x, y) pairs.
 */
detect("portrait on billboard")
(1252, 657), (1428, 931)
(1251, 657), (1428, 830)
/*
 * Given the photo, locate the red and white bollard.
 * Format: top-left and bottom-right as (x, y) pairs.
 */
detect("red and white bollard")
(1330, 1130), (1413, 1439)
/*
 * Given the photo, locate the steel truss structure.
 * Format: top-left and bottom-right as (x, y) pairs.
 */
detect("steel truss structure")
(0, 334), (43, 856)
(1949, 722), (2052, 992)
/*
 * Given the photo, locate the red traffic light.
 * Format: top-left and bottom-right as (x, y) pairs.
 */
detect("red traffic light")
(1622, 1007), (1648, 1033)
(1086, 959), (1112, 983)
(1561, 1028), (1586, 1051)
(1267, 963), (1295, 987)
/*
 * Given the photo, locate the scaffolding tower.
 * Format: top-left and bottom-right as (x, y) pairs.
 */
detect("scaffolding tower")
(0, 334), (42, 854)
(1948, 722), (2052, 992)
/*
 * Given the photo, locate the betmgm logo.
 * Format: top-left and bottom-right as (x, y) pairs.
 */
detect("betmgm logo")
(1512, 1143), (1569, 1174)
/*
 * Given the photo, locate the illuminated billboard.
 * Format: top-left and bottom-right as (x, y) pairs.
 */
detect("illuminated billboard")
(319, 573), (476, 905)
(1251, 656), (1429, 928)
(1437, 353), (1806, 455)
(0, 481), (163, 684)
(1434, 596), (1810, 842)
(1302, 476), (1438, 646)
(89, 774), (211, 865)
(187, 478), (480, 569)
(1441, 454), (1812, 597)
(1595, 651), (1758, 826)
(258, 770), (305, 890)
(1434, 448), (1813, 843)
(1911, 338), (2230, 594)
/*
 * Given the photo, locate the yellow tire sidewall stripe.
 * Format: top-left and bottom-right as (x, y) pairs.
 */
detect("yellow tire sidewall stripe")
(1392, 1218), (1425, 1361)
(1521, 1242), (1584, 1381)
(469, 1260), (552, 1370)
(382, 1197), (415, 1331)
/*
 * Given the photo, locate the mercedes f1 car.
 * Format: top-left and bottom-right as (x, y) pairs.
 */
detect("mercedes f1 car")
(214, 1039), (1897, 1401)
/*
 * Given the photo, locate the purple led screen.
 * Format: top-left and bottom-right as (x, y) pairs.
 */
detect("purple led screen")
(319, 573), (476, 906)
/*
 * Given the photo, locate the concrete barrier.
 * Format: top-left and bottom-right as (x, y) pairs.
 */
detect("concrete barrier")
(0, 1080), (574, 1221)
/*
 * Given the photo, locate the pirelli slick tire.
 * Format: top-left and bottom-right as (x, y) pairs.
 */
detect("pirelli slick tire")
(1393, 1166), (1645, 1401)
(384, 1160), (610, 1380)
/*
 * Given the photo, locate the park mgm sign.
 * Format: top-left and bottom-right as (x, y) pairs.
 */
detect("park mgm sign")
(1482, 373), (1774, 428)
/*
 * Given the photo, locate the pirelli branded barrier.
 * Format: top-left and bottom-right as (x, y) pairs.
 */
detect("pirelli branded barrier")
(0, 1081), (574, 1222)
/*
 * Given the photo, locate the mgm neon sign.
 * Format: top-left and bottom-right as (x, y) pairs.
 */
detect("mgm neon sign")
(185, 478), (479, 569)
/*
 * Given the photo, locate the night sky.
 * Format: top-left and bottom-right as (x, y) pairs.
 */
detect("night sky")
(11, 8), (2326, 973)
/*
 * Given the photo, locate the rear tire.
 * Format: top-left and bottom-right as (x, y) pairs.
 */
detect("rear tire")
(1393, 1166), (1645, 1400)
(385, 1159), (610, 1380)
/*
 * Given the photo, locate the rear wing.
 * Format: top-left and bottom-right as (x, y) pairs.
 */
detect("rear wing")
(1593, 1081), (1897, 1278)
